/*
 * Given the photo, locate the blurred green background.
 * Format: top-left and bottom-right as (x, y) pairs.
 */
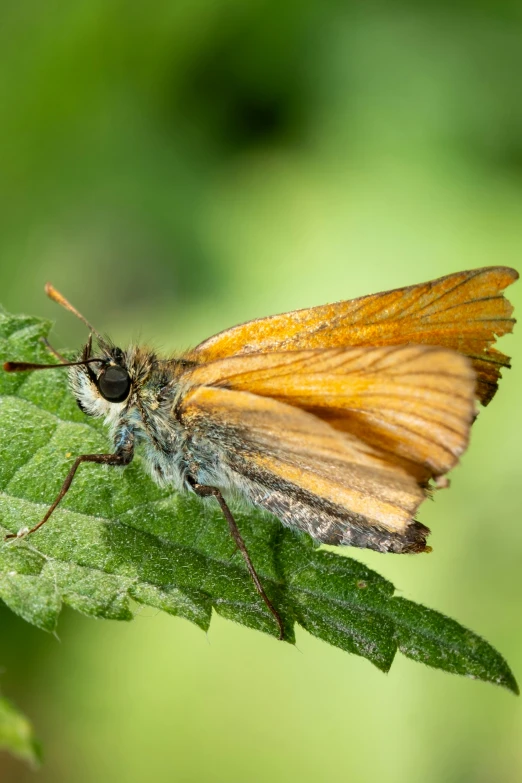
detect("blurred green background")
(1, 1), (522, 781)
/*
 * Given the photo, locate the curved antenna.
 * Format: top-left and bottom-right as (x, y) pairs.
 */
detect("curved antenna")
(45, 283), (103, 341)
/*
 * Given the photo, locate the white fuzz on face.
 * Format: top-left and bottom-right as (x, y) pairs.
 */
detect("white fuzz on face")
(69, 359), (131, 441)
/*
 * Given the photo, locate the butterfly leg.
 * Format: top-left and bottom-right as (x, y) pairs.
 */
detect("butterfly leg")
(40, 333), (94, 364)
(5, 447), (133, 541)
(188, 479), (285, 641)
(40, 336), (68, 363)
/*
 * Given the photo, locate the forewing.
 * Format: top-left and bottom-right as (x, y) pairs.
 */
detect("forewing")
(190, 267), (518, 405)
(180, 385), (429, 553)
(185, 344), (477, 483)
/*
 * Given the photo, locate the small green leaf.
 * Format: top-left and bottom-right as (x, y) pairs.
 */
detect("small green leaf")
(385, 598), (519, 694)
(0, 309), (518, 696)
(0, 693), (41, 767)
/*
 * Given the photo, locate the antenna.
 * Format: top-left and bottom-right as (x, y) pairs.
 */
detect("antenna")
(45, 283), (103, 340)
(4, 357), (103, 373)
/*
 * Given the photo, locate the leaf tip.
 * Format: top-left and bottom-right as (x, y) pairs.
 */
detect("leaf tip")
(502, 671), (519, 696)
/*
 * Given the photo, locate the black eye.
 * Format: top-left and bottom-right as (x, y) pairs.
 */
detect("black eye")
(98, 365), (131, 403)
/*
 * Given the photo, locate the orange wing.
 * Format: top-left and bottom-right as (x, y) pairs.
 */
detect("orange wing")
(180, 385), (429, 553)
(185, 344), (476, 484)
(190, 267), (518, 405)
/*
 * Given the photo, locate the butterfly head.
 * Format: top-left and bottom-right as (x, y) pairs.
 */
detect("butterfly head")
(70, 339), (130, 417)
(2, 284), (165, 432)
(70, 338), (163, 429)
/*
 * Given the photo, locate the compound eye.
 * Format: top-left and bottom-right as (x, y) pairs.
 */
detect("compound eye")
(98, 365), (131, 403)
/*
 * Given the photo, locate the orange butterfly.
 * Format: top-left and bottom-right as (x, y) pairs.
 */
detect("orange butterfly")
(4, 267), (518, 638)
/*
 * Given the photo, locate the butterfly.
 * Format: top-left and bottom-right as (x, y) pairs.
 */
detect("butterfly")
(3, 266), (518, 639)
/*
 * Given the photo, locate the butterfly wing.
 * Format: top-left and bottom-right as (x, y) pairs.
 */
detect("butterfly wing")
(190, 266), (517, 405)
(185, 344), (477, 484)
(180, 384), (430, 553)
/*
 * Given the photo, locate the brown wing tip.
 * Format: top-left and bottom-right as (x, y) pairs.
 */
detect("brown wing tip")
(479, 266), (519, 288)
(479, 378), (502, 406)
(499, 267), (519, 284)
(358, 521), (432, 554)
(402, 521), (431, 553)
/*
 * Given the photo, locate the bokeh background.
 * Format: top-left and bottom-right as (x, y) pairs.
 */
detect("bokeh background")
(1, 2), (522, 781)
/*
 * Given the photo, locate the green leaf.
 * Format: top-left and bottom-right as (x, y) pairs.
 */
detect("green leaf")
(0, 309), (518, 695)
(0, 693), (41, 767)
